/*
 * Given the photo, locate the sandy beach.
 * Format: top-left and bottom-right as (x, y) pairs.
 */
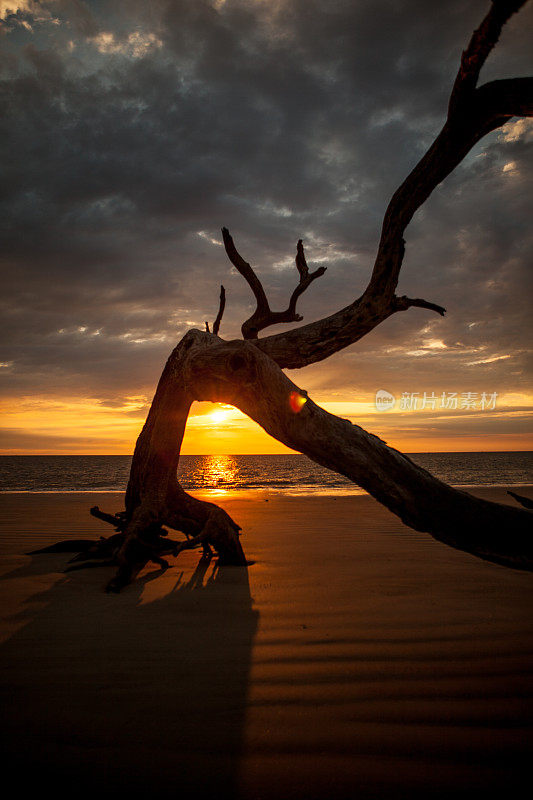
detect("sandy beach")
(0, 487), (532, 798)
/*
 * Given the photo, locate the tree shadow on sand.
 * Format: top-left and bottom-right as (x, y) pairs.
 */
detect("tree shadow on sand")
(0, 552), (259, 798)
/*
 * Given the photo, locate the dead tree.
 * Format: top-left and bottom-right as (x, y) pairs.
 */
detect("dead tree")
(46, 1), (533, 590)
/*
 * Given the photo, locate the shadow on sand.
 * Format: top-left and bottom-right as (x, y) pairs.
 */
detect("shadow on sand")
(0, 552), (259, 798)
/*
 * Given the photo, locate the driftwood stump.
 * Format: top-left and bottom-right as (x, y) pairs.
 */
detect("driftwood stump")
(35, 1), (532, 590)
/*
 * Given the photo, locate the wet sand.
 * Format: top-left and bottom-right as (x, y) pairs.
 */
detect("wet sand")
(0, 488), (532, 798)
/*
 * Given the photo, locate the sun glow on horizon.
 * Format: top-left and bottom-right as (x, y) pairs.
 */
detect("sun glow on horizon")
(207, 408), (232, 424)
(0, 395), (532, 455)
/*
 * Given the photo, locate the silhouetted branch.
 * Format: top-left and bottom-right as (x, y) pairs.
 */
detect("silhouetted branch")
(395, 296), (446, 316)
(222, 227), (269, 329)
(449, 0), (523, 114)
(251, 0), (532, 368)
(222, 228), (326, 338)
(365, 2), (529, 302)
(213, 285), (226, 336)
(475, 76), (533, 118)
(295, 237), (309, 279)
(287, 240), (327, 316)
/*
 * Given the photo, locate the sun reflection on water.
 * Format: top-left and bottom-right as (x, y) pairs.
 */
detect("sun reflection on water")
(190, 454), (239, 493)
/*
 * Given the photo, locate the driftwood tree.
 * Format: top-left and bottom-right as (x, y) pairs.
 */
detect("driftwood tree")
(35, 0), (533, 590)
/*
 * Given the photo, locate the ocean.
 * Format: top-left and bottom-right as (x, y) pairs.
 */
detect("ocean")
(0, 452), (531, 494)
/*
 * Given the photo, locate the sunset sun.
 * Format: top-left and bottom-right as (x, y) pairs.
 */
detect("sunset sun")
(208, 408), (229, 424)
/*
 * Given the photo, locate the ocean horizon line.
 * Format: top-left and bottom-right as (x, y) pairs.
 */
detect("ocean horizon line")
(1, 451), (531, 495)
(2, 449), (532, 457)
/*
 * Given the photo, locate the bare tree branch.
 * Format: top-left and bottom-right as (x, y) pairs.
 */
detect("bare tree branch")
(222, 227), (327, 338)
(222, 227), (269, 332)
(449, 0), (524, 114)
(476, 76), (533, 117)
(287, 240), (327, 316)
(295, 238), (309, 280)
(395, 296), (446, 316)
(246, 0), (532, 369)
(213, 285), (226, 336)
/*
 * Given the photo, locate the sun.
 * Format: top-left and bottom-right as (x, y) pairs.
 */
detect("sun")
(208, 408), (229, 424)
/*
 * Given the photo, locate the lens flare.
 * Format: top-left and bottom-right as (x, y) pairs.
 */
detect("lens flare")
(289, 391), (307, 413)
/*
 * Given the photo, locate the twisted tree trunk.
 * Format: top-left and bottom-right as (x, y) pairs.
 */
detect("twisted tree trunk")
(37, 1), (533, 590)
(105, 330), (531, 592)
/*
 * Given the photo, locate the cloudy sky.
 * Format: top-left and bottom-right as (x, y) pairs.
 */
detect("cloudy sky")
(1, 0), (532, 454)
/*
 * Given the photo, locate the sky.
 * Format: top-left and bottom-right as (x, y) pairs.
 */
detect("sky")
(0, 0), (532, 455)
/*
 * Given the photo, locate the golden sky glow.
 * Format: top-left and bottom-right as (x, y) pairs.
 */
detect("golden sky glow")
(1, 4), (531, 459)
(1, 393), (531, 455)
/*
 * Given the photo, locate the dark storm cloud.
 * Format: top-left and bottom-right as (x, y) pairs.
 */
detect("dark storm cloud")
(0, 0), (532, 418)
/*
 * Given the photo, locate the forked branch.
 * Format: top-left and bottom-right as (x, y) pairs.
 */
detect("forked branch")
(288, 240), (327, 317)
(246, 0), (533, 369)
(222, 227), (326, 339)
